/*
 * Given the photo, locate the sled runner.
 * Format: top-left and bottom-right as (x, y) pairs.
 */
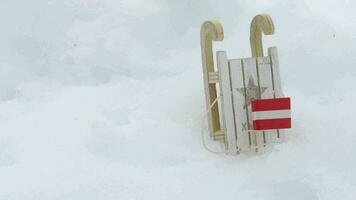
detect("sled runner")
(201, 14), (291, 154)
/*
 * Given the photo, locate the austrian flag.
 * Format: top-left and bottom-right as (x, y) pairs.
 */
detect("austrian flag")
(251, 97), (291, 130)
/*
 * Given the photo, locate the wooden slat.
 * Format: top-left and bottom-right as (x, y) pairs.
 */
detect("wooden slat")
(268, 47), (285, 142)
(212, 130), (225, 142)
(268, 47), (284, 97)
(243, 58), (265, 152)
(229, 59), (251, 152)
(213, 135), (225, 141)
(217, 51), (237, 154)
(257, 56), (278, 146)
(208, 72), (219, 84)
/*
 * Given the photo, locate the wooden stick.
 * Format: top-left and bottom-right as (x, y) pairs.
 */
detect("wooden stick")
(200, 21), (224, 138)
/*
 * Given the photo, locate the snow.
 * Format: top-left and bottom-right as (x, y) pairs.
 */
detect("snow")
(0, 0), (356, 199)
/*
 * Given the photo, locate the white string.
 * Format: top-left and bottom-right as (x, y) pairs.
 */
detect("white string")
(200, 96), (227, 154)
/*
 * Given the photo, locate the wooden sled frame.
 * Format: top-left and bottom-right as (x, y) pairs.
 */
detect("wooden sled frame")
(201, 14), (284, 153)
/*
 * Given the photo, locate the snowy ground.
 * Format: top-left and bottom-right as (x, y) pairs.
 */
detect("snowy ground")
(0, 0), (356, 199)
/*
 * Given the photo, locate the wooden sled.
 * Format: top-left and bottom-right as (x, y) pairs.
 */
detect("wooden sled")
(201, 14), (287, 154)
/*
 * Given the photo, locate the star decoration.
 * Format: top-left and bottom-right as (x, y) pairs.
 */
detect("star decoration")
(236, 76), (268, 109)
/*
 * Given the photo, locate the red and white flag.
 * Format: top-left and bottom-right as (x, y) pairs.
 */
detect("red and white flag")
(251, 97), (291, 130)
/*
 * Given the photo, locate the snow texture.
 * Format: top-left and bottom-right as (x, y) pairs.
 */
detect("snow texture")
(0, 0), (356, 199)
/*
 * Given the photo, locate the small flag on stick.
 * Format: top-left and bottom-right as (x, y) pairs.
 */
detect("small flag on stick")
(251, 97), (291, 130)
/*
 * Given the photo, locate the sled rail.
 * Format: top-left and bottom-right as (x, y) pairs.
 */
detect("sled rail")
(200, 20), (225, 143)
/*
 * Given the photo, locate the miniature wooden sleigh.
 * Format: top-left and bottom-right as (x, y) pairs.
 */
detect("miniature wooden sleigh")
(201, 14), (291, 154)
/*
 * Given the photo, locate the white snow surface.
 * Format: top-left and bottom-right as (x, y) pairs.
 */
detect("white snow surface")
(0, 0), (356, 199)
